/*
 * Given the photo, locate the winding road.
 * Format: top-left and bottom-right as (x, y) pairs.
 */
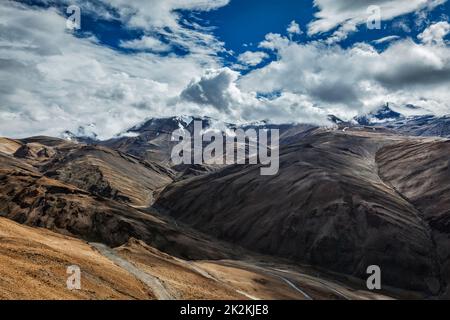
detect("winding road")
(90, 243), (173, 300)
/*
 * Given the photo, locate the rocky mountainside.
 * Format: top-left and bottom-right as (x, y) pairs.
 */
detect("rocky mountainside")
(2, 110), (450, 299)
(376, 139), (450, 296)
(100, 116), (209, 165)
(155, 128), (447, 295)
(98, 117), (316, 161)
(0, 148), (232, 261)
(0, 134), (390, 300)
(10, 136), (175, 207)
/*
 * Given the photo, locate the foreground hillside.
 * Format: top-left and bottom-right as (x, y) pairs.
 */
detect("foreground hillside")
(0, 217), (152, 299)
(0, 216), (390, 300)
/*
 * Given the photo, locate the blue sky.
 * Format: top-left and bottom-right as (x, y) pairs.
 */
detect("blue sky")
(197, 1), (315, 51)
(200, 0), (450, 51)
(53, 0), (450, 62)
(58, 0), (450, 56)
(1, 0), (450, 138)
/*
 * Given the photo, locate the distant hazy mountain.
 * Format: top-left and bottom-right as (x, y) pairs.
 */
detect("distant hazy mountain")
(58, 109), (450, 172)
(354, 103), (403, 125)
(95, 116), (318, 165)
(101, 116), (214, 164)
(383, 115), (450, 138)
(61, 123), (99, 142)
(353, 103), (450, 138)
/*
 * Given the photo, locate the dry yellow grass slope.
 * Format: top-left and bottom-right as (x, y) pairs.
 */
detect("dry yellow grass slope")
(0, 217), (153, 300)
(115, 238), (246, 300)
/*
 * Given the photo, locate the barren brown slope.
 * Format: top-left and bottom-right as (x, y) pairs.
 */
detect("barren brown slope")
(114, 238), (247, 300)
(377, 139), (450, 297)
(0, 152), (233, 261)
(0, 138), (22, 155)
(115, 238), (393, 300)
(0, 217), (152, 300)
(0, 217), (253, 300)
(0, 145), (388, 300)
(156, 129), (443, 294)
(41, 145), (174, 207)
(10, 137), (175, 207)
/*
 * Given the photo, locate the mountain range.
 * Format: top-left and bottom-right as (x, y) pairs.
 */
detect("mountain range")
(1, 104), (450, 299)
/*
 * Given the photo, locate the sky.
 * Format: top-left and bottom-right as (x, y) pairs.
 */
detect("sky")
(1, 0), (450, 139)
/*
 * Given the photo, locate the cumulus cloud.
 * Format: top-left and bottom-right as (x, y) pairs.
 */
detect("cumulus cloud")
(259, 33), (290, 51)
(0, 1), (223, 139)
(179, 68), (332, 125)
(0, 1), (332, 139)
(372, 39), (450, 88)
(237, 51), (269, 66)
(287, 20), (302, 35)
(242, 39), (364, 110)
(241, 92), (332, 125)
(2, 0), (450, 139)
(240, 33), (450, 118)
(418, 21), (450, 44)
(180, 68), (243, 114)
(177, 66), (336, 125)
(119, 36), (171, 52)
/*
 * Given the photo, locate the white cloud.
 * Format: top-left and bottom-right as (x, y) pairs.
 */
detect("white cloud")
(418, 21), (450, 44)
(372, 35), (401, 44)
(49, 0), (230, 55)
(240, 34), (450, 119)
(180, 68), (245, 114)
(308, 0), (447, 37)
(2, 0), (450, 140)
(287, 20), (302, 35)
(241, 92), (331, 125)
(0, 1), (331, 139)
(259, 33), (290, 51)
(99, 0), (230, 55)
(325, 22), (357, 44)
(102, 0), (230, 30)
(119, 36), (171, 52)
(393, 19), (412, 33)
(179, 68), (331, 125)
(237, 51), (269, 66)
(0, 1), (223, 139)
